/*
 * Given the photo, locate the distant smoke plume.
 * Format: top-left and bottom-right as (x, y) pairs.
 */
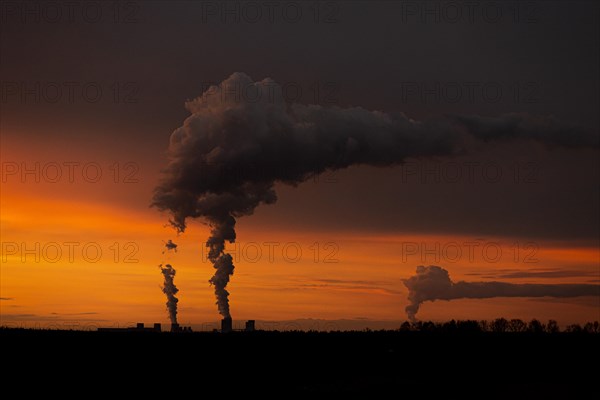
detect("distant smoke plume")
(152, 72), (598, 318)
(404, 265), (600, 321)
(159, 264), (179, 324)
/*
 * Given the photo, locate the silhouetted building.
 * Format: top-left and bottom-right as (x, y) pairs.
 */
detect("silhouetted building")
(154, 323), (162, 331)
(221, 317), (232, 333)
(245, 320), (255, 332)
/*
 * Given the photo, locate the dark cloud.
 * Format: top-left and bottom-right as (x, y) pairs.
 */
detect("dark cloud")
(0, 297), (15, 301)
(465, 269), (599, 280)
(404, 265), (600, 321)
(153, 73), (598, 232)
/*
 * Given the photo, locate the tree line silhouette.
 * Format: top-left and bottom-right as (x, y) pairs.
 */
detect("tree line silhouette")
(398, 318), (600, 333)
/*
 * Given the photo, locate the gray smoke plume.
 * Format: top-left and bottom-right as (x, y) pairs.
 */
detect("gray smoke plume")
(403, 265), (600, 321)
(159, 264), (179, 324)
(206, 214), (236, 318)
(151, 72), (598, 319)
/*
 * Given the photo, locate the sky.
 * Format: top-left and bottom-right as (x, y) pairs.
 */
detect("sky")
(1, 0), (599, 330)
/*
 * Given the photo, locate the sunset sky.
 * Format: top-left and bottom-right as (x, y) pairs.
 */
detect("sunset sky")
(1, 1), (598, 330)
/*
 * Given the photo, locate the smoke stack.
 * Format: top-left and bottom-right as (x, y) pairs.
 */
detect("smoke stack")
(171, 323), (180, 332)
(245, 320), (255, 332)
(154, 323), (162, 332)
(221, 317), (232, 333)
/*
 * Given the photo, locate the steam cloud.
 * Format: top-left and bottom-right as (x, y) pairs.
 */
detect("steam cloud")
(159, 264), (179, 324)
(404, 265), (600, 321)
(152, 72), (598, 319)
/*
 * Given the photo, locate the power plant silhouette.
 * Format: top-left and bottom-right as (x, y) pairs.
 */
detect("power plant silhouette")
(97, 319), (255, 333)
(219, 317), (255, 333)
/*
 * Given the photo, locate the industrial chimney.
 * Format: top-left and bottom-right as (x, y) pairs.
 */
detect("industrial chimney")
(171, 323), (180, 333)
(221, 317), (232, 333)
(245, 320), (255, 332)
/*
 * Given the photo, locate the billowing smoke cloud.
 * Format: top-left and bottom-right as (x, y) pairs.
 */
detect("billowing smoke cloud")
(404, 265), (600, 321)
(159, 264), (179, 324)
(152, 72), (598, 318)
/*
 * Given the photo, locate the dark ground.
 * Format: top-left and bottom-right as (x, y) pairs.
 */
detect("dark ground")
(1, 328), (598, 397)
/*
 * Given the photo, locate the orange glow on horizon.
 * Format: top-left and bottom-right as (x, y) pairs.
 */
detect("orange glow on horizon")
(2, 170), (599, 328)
